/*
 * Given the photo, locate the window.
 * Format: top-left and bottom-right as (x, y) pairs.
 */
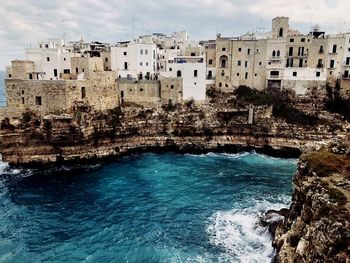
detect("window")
(289, 47), (293, 56)
(247, 49), (250, 55)
(301, 38), (305, 42)
(317, 59), (323, 68)
(9, 74), (11, 78)
(237, 73), (240, 76)
(29, 73), (33, 80)
(35, 96), (42, 106)
(124, 52), (127, 56)
(219, 82), (222, 87)
(124, 62), (128, 70)
(191, 52), (196, 56)
(279, 28), (283, 37)
(272, 50), (276, 57)
(332, 44), (337, 53)
(140, 88), (144, 92)
(221, 70), (225, 77)
(140, 49), (143, 55)
(54, 69), (58, 77)
(81, 87), (86, 99)
(245, 61), (248, 68)
(64, 58), (66, 61)
(140, 62), (143, 66)
(319, 46), (324, 53)
(76, 67), (78, 74)
(316, 72), (321, 77)
(271, 71), (279, 76)
(238, 48), (242, 52)
(105, 58), (108, 62)
(146, 62), (149, 66)
(194, 70), (198, 77)
(22, 90), (24, 95)
(169, 68), (172, 72)
(222, 48), (226, 51)
(238, 60), (241, 66)
(259, 62), (262, 66)
(63, 69), (70, 74)
(299, 59), (303, 67)
(245, 72), (248, 79)
(290, 38), (294, 42)
(293, 71), (297, 77)
(47, 57), (50, 62)
(22, 98), (25, 104)
(346, 57), (350, 65)
(208, 71), (212, 79)
(330, 60), (335, 68)
(171, 85), (174, 89)
(277, 50), (280, 57)
(208, 59), (213, 65)
(145, 50), (148, 55)
(177, 70), (182, 77)
(220, 56), (228, 68)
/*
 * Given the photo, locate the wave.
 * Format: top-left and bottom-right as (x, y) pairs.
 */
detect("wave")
(206, 197), (290, 263)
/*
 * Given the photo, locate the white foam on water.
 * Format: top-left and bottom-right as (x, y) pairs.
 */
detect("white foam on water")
(206, 198), (290, 263)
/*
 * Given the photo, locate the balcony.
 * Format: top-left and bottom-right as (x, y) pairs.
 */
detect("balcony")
(270, 56), (282, 61)
(267, 74), (282, 79)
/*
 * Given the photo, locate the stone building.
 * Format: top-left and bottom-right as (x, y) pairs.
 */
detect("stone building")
(117, 77), (182, 107)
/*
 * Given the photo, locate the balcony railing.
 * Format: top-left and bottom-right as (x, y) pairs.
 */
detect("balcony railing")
(270, 56), (282, 61)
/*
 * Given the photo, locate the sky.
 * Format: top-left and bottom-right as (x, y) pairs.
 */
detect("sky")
(0, 0), (349, 69)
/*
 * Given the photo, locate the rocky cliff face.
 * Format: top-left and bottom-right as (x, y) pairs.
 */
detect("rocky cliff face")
(268, 138), (350, 263)
(0, 96), (347, 165)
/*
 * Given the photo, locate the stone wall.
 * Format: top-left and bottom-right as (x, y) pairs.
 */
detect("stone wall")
(117, 80), (161, 106)
(160, 77), (183, 104)
(282, 79), (326, 95)
(71, 56), (104, 79)
(10, 60), (35, 80)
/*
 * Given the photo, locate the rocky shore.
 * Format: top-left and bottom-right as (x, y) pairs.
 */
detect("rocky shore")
(261, 137), (350, 263)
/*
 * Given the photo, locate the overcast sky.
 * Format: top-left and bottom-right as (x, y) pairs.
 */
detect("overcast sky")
(0, 0), (349, 69)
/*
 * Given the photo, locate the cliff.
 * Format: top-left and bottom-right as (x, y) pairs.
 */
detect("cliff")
(265, 138), (350, 263)
(0, 92), (347, 166)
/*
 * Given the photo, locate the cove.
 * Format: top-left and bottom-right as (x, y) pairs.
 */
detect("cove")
(0, 152), (297, 262)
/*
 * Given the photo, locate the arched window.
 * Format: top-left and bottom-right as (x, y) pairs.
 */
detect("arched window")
(279, 28), (283, 37)
(272, 50), (276, 57)
(219, 55), (228, 68)
(177, 70), (182, 77)
(277, 50), (280, 57)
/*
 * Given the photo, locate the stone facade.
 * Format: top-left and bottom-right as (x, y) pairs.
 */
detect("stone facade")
(117, 77), (182, 106)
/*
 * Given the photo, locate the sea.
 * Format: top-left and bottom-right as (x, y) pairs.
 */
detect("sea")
(0, 152), (297, 263)
(0, 71), (297, 262)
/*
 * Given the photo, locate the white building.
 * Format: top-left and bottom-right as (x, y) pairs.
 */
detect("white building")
(25, 38), (75, 80)
(161, 56), (207, 100)
(110, 42), (157, 79)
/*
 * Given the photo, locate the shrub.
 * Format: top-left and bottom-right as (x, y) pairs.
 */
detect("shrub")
(328, 188), (347, 206)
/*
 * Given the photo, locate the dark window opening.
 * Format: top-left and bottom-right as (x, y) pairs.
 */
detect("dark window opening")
(105, 58), (108, 62)
(81, 87), (86, 99)
(270, 71), (279, 76)
(191, 52), (196, 56)
(194, 70), (198, 77)
(301, 38), (305, 42)
(221, 70), (224, 77)
(299, 59), (303, 67)
(140, 88), (144, 92)
(247, 49), (250, 55)
(330, 60), (335, 68)
(220, 56), (228, 68)
(279, 28), (283, 37)
(47, 57), (50, 62)
(346, 57), (350, 65)
(208, 71), (212, 79)
(316, 72), (321, 77)
(35, 96), (42, 106)
(121, 91), (124, 103)
(63, 69), (70, 74)
(293, 71), (297, 77)
(289, 47), (293, 56)
(29, 73), (33, 80)
(208, 59), (213, 65)
(290, 38), (294, 42)
(76, 67), (78, 74)
(332, 44), (337, 53)
(319, 46), (324, 53)
(171, 85), (174, 89)
(54, 69), (58, 77)
(238, 60), (241, 66)
(219, 82), (222, 87)
(177, 70), (182, 77)
(238, 48), (241, 52)
(21, 97), (25, 104)
(124, 62), (128, 70)
(245, 61), (248, 68)
(124, 52), (127, 56)
(245, 72), (248, 79)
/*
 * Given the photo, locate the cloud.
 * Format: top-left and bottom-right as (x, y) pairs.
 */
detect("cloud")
(0, 0), (349, 69)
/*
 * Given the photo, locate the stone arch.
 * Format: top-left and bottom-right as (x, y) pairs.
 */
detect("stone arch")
(219, 55), (228, 68)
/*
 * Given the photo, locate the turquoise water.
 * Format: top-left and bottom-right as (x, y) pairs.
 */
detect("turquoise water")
(0, 152), (297, 262)
(0, 71), (5, 106)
